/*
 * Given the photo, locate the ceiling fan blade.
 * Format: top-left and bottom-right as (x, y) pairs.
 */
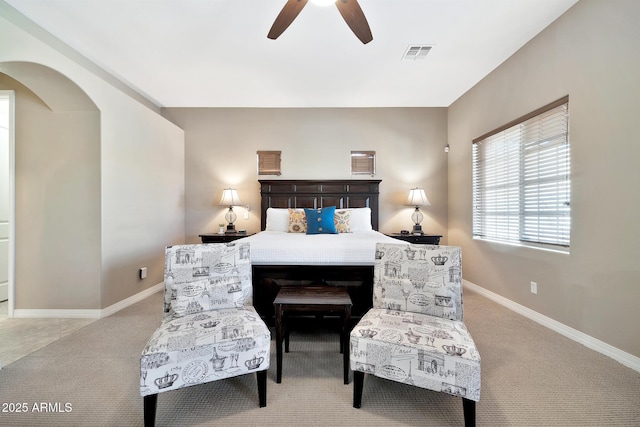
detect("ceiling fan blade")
(268, 0), (309, 40)
(335, 0), (373, 44)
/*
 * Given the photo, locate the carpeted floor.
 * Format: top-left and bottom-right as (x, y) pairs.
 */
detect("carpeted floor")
(0, 289), (639, 426)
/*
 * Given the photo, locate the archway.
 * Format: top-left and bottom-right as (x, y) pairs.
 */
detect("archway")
(0, 61), (101, 317)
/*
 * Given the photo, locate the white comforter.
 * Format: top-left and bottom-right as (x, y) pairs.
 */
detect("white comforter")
(235, 230), (403, 266)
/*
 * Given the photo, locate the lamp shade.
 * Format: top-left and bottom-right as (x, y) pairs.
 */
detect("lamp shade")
(219, 188), (241, 206)
(407, 188), (431, 207)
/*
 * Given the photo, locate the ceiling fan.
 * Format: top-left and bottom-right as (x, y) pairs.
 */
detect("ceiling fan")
(268, 0), (373, 44)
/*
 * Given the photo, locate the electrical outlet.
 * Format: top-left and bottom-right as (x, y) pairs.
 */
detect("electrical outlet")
(530, 281), (537, 294)
(139, 267), (147, 280)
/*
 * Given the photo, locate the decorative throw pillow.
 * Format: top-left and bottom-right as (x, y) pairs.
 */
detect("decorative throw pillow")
(334, 209), (352, 233)
(288, 209), (307, 233)
(172, 276), (245, 317)
(305, 206), (337, 234)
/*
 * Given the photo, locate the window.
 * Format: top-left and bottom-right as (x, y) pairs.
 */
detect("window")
(257, 151), (281, 175)
(472, 96), (570, 249)
(351, 151), (376, 176)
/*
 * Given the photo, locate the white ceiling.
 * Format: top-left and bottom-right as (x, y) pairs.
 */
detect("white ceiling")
(5, 0), (579, 108)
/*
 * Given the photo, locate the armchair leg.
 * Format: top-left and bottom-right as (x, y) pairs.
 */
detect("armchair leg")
(353, 371), (364, 408)
(462, 398), (476, 427)
(143, 394), (158, 427)
(257, 370), (267, 407)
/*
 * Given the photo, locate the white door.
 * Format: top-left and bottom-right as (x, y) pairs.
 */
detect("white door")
(0, 94), (10, 302)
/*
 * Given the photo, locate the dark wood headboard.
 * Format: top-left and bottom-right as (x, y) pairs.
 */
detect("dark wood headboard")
(259, 179), (382, 231)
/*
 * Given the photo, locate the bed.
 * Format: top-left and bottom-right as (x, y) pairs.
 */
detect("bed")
(241, 179), (404, 321)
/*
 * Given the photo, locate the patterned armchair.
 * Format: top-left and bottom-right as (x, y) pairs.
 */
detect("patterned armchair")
(140, 243), (270, 427)
(350, 243), (480, 426)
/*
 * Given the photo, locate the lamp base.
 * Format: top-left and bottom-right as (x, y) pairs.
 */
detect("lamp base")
(412, 224), (423, 235)
(225, 224), (236, 234)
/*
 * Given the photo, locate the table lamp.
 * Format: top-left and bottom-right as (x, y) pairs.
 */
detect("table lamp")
(219, 188), (241, 233)
(407, 187), (430, 234)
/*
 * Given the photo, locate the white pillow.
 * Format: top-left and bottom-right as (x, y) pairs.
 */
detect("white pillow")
(265, 208), (291, 232)
(349, 207), (373, 233)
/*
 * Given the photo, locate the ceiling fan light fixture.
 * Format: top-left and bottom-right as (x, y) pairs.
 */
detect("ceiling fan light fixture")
(269, 0), (372, 44)
(311, 0), (336, 6)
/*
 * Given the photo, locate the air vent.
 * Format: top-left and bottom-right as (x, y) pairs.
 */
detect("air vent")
(402, 45), (432, 61)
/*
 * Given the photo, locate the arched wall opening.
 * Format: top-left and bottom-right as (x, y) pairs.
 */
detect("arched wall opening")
(0, 61), (102, 314)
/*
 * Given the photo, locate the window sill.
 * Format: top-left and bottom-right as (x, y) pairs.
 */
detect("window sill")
(473, 236), (570, 255)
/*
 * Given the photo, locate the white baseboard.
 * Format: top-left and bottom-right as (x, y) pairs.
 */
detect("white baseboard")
(100, 282), (164, 318)
(464, 280), (640, 373)
(13, 283), (163, 319)
(13, 307), (103, 319)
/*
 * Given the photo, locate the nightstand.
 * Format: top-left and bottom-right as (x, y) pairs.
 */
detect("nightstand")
(199, 232), (254, 244)
(386, 233), (442, 245)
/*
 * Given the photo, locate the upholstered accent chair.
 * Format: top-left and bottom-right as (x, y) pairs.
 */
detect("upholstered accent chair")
(350, 243), (480, 426)
(140, 243), (270, 427)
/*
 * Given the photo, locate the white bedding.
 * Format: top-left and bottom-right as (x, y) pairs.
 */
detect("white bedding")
(236, 230), (404, 266)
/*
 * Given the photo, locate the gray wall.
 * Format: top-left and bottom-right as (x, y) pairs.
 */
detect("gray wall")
(448, 0), (640, 358)
(162, 107), (449, 243)
(0, 62), (186, 311)
(1, 10), (187, 313)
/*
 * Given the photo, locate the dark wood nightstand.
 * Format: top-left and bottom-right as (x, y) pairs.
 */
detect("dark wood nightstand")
(199, 232), (254, 244)
(386, 233), (442, 245)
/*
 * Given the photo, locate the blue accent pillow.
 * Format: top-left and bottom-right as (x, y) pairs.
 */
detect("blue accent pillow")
(305, 206), (337, 234)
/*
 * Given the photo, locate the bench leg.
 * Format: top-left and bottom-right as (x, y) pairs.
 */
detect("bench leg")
(284, 323), (290, 353)
(343, 339), (350, 384)
(462, 398), (475, 427)
(275, 304), (284, 383)
(342, 307), (351, 384)
(143, 394), (158, 427)
(257, 370), (267, 407)
(353, 371), (364, 408)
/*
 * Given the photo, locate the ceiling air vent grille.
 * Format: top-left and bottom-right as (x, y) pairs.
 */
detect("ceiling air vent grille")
(402, 45), (432, 61)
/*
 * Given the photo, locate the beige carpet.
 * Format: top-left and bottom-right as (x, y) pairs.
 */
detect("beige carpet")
(0, 289), (639, 426)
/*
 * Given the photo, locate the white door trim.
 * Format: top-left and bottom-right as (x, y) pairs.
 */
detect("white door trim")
(0, 90), (16, 317)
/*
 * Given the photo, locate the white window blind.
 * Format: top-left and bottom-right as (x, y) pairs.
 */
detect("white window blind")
(257, 151), (281, 175)
(351, 151), (376, 176)
(472, 97), (570, 248)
